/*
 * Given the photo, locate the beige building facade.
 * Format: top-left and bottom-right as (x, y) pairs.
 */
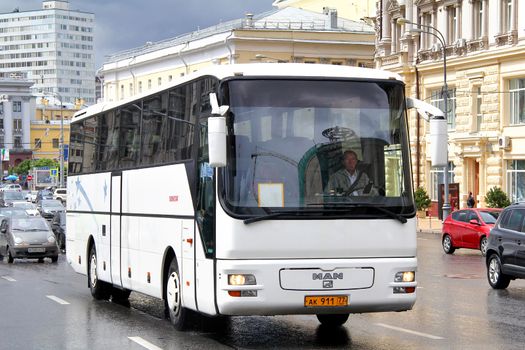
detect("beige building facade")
(376, 0), (525, 211)
(99, 7), (375, 103)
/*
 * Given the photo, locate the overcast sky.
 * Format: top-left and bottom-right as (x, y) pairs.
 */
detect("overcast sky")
(0, 0), (276, 68)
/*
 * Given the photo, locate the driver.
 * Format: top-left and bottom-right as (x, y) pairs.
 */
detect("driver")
(326, 150), (375, 196)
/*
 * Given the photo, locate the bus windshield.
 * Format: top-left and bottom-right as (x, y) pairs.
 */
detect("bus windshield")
(220, 78), (414, 217)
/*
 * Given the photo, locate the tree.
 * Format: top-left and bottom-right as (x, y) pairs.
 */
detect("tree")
(415, 187), (432, 211)
(485, 187), (511, 208)
(12, 159), (59, 176)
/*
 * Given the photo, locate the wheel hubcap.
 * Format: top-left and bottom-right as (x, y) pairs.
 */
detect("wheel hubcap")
(443, 237), (451, 251)
(167, 271), (181, 315)
(481, 239), (488, 255)
(489, 258), (500, 284)
(90, 254), (98, 288)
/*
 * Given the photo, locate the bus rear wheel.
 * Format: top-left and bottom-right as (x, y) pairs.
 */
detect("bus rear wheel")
(88, 245), (111, 300)
(165, 257), (189, 330)
(316, 314), (349, 327)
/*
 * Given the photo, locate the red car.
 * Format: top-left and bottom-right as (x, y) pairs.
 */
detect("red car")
(441, 208), (502, 256)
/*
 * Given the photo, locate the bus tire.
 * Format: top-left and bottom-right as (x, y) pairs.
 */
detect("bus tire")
(88, 245), (111, 300)
(112, 288), (131, 302)
(316, 314), (349, 327)
(165, 257), (189, 330)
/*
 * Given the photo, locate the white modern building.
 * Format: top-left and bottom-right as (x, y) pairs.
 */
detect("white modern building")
(0, 0), (95, 105)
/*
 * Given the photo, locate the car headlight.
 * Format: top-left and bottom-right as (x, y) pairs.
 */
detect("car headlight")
(14, 237), (23, 245)
(48, 236), (56, 243)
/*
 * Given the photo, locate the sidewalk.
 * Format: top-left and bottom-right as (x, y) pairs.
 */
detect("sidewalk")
(416, 215), (442, 234)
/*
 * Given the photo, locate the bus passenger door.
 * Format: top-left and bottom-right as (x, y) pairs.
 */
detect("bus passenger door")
(194, 119), (217, 315)
(110, 173), (122, 288)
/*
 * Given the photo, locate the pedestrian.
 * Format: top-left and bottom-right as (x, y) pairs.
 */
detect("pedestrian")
(467, 192), (475, 208)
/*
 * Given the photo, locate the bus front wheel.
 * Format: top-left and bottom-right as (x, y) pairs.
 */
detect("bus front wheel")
(165, 257), (189, 330)
(88, 245), (111, 300)
(316, 314), (349, 327)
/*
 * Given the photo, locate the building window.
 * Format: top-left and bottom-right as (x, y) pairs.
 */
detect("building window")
(502, 0), (512, 32)
(168, 75), (173, 82)
(0, 119), (3, 130)
(476, 87), (483, 131)
(138, 81), (142, 93)
(148, 79), (152, 89)
(474, 1), (484, 38)
(129, 83), (133, 96)
(430, 162), (455, 201)
(447, 6), (457, 44)
(35, 138), (42, 149)
(52, 138), (59, 148)
(158, 77), (162, 86)
(120, 85), (124, 99)
(13, 101), (21, 112)
(510, 78), (525, 125)
(13, 119), (22, 131)
(14, 136), (21, 149)
(507, 160), (525, 202)
(430, 88), (456, 130)
(0, 103), (3, 115)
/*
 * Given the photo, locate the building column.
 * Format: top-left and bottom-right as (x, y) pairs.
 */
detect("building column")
(455, 5), (461, 41)
(510, 0), (517, 32)
(482, 0), (489, 38)
(496, 0), (502, 34)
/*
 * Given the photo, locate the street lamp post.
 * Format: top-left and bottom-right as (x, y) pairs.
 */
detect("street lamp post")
(397, 18), (451, 221)
(44, 92), (64, 188)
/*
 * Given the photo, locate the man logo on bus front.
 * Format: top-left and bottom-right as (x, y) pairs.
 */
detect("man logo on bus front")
(313, 272), (343, 288)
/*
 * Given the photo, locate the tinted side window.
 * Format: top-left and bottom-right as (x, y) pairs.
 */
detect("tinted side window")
(502, 209), (525, 232)
(453, 211), (468, 222)
(166, 83), (197, 162)
(118, 103), (141, 169)
(467, 211), (479, 222)
(142, 93), (168, 165)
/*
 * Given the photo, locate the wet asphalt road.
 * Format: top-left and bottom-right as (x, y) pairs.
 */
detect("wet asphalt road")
(1, 232), (525, 349)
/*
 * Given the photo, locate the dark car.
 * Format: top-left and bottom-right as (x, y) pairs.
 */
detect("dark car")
(35, 189), (54, 204)
(486, 202), (525, 289)
(51, 211), (66, 251)
(37, 199), (65, 219)
(0, 216), (59, 263)
(442, 208), (502, 256)
(0, 190), (26, 207)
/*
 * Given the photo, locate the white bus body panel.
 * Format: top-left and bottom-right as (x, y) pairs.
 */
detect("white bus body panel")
(67, 164), (195, 303)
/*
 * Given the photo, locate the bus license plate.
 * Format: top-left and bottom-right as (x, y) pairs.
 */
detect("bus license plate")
(304, 295), (348, 307)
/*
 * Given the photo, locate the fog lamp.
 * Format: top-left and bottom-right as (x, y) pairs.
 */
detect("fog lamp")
(228, 274), (256, 285)
(395, 271), (415, 282)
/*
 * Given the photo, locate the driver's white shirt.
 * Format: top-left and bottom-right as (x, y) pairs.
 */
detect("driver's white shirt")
(346, 170), (358, 196)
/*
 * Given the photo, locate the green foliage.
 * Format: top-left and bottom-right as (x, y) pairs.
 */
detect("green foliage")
(12, 159), (59, 176)
(414, 187), (432, 211)
(485, 187), (511, 208)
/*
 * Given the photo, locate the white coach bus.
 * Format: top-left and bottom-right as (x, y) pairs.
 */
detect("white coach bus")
(66, 63), (436, 330)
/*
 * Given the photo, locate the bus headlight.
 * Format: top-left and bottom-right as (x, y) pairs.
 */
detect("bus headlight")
(395, 271), (415, 282)
(228, 274), (256, 285)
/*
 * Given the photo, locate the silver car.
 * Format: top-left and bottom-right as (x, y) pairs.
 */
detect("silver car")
(0, 216), (59, 263)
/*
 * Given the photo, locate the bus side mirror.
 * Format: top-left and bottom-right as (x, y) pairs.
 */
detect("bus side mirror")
(208, 93), (229, 168)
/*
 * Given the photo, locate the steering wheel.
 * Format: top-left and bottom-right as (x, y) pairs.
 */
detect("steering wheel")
(322, 126), (356, 142)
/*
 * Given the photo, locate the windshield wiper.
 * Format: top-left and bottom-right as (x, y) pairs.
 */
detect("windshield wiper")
(244, 211), (290, 225)
(336, 205), (408, 224)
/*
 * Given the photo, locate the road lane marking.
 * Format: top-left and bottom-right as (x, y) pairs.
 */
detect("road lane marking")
(375, 323), (444, 340)
(46, 295), (70, 305)
(1, 276), (16, 282)
(128, 337), (163, 350)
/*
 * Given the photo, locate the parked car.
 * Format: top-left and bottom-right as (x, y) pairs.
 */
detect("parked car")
(51, 211), (66, 251)
(442, 208), (502, 256)
(37, 199), (65, 219)
(1, 184), (22, 192)
(0, 190), (27, 207)
(53, 188), (67, 204)
(11, 202), (40, 216)
(0, 216), (59, 263)
(486, 203), (525, 289)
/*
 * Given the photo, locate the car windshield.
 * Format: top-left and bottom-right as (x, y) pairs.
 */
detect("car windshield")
(220, 78), (414, 217)
(12, 217), (50, 231)
(0, 208), (29, 217)
(4, 191), (25, 200)
(479, 211), (500, 224)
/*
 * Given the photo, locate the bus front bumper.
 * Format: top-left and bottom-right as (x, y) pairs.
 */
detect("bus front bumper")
(216, 257), (417, 316)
